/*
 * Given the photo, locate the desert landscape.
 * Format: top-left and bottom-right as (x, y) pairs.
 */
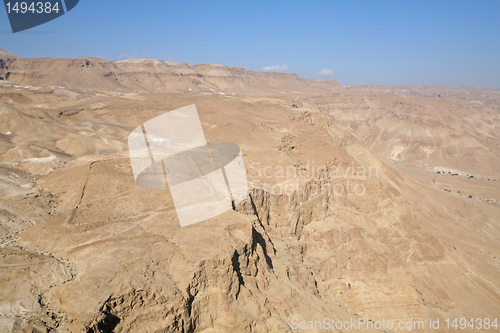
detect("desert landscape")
(0, 48), (499, 332)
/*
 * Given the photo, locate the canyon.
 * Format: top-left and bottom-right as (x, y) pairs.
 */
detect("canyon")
(0, 50), (499, 332)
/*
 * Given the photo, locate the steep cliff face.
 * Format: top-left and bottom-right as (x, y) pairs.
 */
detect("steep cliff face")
(0, 48), (18, 81)
(82, 222), (285, 333)
(236, 176), (500, 328)
(79, 175), (498, 332)
(0, 57), (134, 91)
(80, 185), (373, 333)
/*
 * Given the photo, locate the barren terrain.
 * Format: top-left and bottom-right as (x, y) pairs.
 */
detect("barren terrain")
(0, 50), (499, 332)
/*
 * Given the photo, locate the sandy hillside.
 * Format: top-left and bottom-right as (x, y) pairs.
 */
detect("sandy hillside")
(0, 51), (499, 332)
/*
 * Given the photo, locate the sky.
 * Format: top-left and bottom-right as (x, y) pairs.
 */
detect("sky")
(1, 0), (499, 88)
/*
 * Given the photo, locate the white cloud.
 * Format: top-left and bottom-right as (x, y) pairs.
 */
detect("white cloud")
(319, 68), (335, 77)
(262, 64), (289, 71)
(119, 53), (148, 60)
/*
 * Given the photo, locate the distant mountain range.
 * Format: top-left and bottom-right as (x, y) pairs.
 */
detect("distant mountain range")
(0, 49), (344, 96)
(2, 49), (499, 108)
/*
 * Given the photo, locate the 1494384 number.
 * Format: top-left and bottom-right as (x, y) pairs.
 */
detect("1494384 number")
(444, 318), (498, 330)
(5, 2), (60, 14)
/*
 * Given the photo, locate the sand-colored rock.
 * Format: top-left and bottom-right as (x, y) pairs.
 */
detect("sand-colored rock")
(0, 54), (499, 332)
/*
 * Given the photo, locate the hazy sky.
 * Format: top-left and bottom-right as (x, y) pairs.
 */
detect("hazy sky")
(1, 0), (499, 88)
